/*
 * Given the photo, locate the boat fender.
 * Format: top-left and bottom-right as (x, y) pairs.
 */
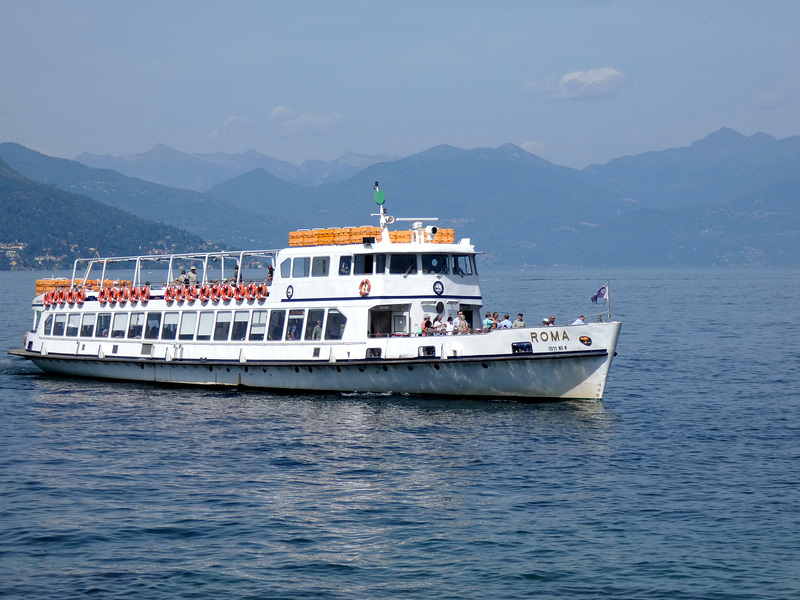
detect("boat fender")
(140, 286), (150, 304)
(359, 279), (371, 296)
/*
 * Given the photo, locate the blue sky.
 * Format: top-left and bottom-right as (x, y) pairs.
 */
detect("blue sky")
(2, 1), (799, 168)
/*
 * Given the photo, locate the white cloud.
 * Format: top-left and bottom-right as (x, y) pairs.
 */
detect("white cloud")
(269, 105), (344, 135)
(207, 115), (250, 142)
(525, 67), (625, 100)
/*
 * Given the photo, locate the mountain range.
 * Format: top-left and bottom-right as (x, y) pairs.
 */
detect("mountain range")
(1, 127), (798, 268)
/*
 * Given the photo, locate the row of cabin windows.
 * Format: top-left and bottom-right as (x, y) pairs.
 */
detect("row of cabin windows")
(280, 253), (476, 278)
(41, 309), (347, 343)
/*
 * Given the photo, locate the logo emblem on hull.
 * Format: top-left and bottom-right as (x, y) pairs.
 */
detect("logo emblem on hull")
(433, 281), (444, 296)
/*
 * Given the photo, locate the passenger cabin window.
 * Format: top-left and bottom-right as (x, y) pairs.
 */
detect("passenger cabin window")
(231, 311), (249, 341)
(286, 309), (304, 341)
(111, 313), (127, 338)
(338, 256), (351, 275)
(43, 314), (53, 336)
(292, 257), (310, 278)
(96, 313), (111, 337)
(305, 309), (325, 340)
(80, 313), (96, 337)
(249, 311), (268, 341)
(53, 314), (66, 336)
(390, 254), (417, 275)
(268, 310), (285, 341)
(197, 312), (214, 341)
(280, 258), (291, 278)
(312, 256), (329, 277)
(161, 312), (179, 340)
(66, 314), (80, 337)
(214, 311), (232, 341)
(325, 309), (347, 340)
(422, 254), (449, 275)
(145, 312), (161, 340)
(453, 254), (475, 276)
(179, 312), (197, 340)
(127, 313), (145, 339)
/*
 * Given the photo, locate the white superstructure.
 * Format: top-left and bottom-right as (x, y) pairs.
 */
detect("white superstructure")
(10, 193), (621, 400)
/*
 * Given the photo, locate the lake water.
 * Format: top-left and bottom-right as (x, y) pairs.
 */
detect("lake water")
(1, 267), (799, 599)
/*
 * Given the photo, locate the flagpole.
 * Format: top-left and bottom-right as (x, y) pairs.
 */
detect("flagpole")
(606, 280), (611, 321)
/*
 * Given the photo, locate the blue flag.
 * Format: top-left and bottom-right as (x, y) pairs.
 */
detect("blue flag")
(591, 285), (607, 304)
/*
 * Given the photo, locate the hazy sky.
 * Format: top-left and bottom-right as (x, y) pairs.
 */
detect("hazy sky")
(2, 1), (799, 168)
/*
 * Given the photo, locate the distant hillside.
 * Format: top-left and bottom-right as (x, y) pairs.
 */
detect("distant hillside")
(0, 143), (293, 250)
(75, 145), (398, 190)
(0, 158), (219, 270)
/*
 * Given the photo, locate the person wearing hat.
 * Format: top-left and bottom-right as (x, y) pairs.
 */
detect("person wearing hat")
(513, 313), (525, 328)
(188, 266), (198, 286)
(542, 317), (550, 326)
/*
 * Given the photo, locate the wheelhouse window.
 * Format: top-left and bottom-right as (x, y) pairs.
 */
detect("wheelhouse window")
(286, 309), (304, 341)
(127, 313), (145, 339)
(96, 313), (111, 337)
(305, 309), (325, 340)
(453, 254), (475, 276)
(267, 310), (285, 341)
(231, 311), (249, 341)
(66, 314), (80, 337)
(280, 258), (291, 278)
(80, 313), (96, 337)
(311, 256), (330, 277)
(249, 311), (268, 341)
(111, 313), (127, 338)
(292, 257), (310, 278)
(354, 254), (385, 275)
(338, 256), (351, 275)
(197, 312), (214, 341)
(422, 254), (449, 275)
(53, 314), (66, 336)
(390, 254), (417, 275)
(145, 312), (161, 340)
(214, 311), (232, 341)
(161, 312), (179, 340)
(325, 309), (347, 340)
(179, 312), (197, 340)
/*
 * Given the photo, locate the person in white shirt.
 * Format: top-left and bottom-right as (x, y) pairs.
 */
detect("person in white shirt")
(571, 315), (586, 325)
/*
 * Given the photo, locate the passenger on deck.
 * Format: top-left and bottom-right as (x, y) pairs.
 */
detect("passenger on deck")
(499, 314), (513, 329)
(571, 315), (586, 325)
(176, 269), (188, 285)
(233, 265), (241, 284)
(513, 313), (525, 328)
(188, 266), (198, 286)
(549, 315), (556, 326)
(482, 311), (494, 331)
(431, 315), (443, 334)
(312, 321), (322, 339)
(445, 316), (455, 335)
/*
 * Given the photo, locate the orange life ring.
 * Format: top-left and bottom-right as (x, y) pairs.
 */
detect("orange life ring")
(44, 290), (54, 307)
(140, 286), (150, 304)
(164, 286), (175, 302)
(359, 279), (371, 296)
(234, 283), (247, 301)
(221, 284), (233, 301)
(186, 286), (198, 302)
(118, 287), (130, 303)
(175, 286), (186, 302)
(199, 285), (210, 302)
(54, 289), (63, 304)
(246, 282), (258, 300)
(210, 285), (220, 302)
(129, 286), (140, 303)
(257, 284), (269, 300)
(98, 288), (106, 304)
(67, 288), (76, 305)
(76, 288), (86, 306)
(108, 287), (119, 304)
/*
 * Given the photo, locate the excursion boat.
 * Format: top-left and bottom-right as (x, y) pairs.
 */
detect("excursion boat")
(9, 189), (621, 400)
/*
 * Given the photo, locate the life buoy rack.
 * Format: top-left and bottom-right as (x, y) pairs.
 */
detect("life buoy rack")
(359, 279), (371, 296)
